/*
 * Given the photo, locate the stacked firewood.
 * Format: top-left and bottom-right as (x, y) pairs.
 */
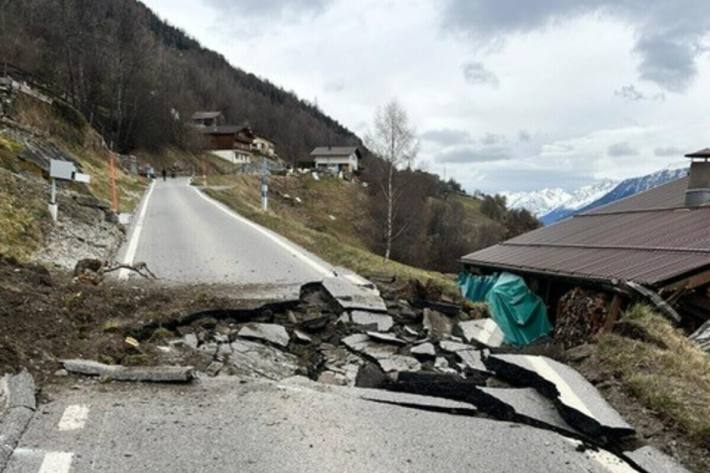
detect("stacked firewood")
(554, 288), (610, 348)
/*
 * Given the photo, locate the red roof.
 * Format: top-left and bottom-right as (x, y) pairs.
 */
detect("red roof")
(461, 176), (710, 287)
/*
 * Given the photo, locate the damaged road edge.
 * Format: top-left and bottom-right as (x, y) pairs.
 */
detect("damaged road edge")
(0, 370), (36, 472)
(61, 359), (195, 383)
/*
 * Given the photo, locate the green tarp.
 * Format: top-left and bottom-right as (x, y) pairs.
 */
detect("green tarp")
(458, 271), (552, 346)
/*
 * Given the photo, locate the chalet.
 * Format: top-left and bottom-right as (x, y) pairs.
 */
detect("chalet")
(252, 135), (276, 157)
(191, 111), (223, 128)
(195, 125), (254, 164)
(310, 146), (361, 173)
(461, 149), (710, 329)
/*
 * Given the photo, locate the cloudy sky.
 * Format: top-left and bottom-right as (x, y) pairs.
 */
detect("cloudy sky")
(142, 0), (710, 193)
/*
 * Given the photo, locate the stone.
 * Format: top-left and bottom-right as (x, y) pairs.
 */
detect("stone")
(422, 308), (452, 341)
(229, 339), (299, 380)
(238, 323), (290, 348)
(1, 370), (36, 410)
(456, 350), (491, 375)
(199, 342), (218, 356)
(341, 334), (397, 359)
(293, 330), (312, 343)
(183, 333), (198, 349)
(318, 370), (347, 386)
(206, 361), (224, 377)
(456, 319), (504, 348)
(355, 363), (388, 388)
(434, 357), (452, 372)
(213, 334), (229, 344)
(351, 311), (394, 331)
(322, 276), (388, 312)
(377, 355), (422, 374)
(365, 331), (406, 345)
(404, 326), (420, 337)
(410, 342), (436, 358)
(439, 340), (472, 353)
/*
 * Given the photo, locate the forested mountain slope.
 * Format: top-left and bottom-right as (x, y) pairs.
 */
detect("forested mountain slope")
(0, 0), (358, 161)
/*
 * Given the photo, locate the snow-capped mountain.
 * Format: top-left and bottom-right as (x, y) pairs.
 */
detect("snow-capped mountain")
(504, 165), (689, 225)
(503, 179), (617, 218)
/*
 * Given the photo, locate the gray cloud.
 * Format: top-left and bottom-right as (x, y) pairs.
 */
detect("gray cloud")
(436, 146), (511, 163)
(607, 142), (639, 157)
(443, 1), (710, 92)
(518, 130), (532, 142)
(481, 132), (505, 145)
(462, 61), (500, 87)
(614, 84), (665, 102)
(654, 146), (685, 157)
(420, 128), (473, 146)
(205, 0), (332, 19)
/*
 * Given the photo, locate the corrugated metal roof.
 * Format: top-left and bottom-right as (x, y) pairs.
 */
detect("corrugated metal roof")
(461, 177), (710, 287)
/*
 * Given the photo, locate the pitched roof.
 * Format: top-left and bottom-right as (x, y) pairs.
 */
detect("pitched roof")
(191, 111), (222, 120)
(461, 176), (710, 287)
(310, 146), (359, 158)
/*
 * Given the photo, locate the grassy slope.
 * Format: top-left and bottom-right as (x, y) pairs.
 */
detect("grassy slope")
(201, 174), (457, 291)
(597, 305), (710, 445)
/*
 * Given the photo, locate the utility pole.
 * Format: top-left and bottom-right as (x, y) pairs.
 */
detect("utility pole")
(261, 155), (268, 211)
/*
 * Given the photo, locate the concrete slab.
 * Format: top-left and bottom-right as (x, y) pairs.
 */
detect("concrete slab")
(456, 350), (491, 375)
(350, 311), (393, 331)
(485, 354), (634, 438)
(377, 355), (421, 374)
(439, 340), (472, 353)
(229, 339), (299, 380)
(625, 446), (691, 473)
(410, 342), (436, 358)
(365, 331), (406, 345)
(479, 387), (573, 432)
(62, 360), (195, 382)
(322, 277), (388, 312)
(1, 371), (36, 410)
(456, 318), (505, 348)
(238, 323), (290, 348)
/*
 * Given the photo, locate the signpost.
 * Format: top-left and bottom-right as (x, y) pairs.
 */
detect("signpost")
(48, 159), (91, 222)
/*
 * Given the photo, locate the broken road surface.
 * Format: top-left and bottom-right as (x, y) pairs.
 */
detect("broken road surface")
(5, 378), (641, 473)
(117, 178), (335, 288)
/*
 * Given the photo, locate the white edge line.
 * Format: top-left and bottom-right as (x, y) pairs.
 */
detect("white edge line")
(192, 184), (335, 278)
(57, 404), (89, 431)
(119, 180), (156, 279)
(38, 451), (73, 473)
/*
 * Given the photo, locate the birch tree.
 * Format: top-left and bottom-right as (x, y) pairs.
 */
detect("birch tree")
(366, 100), (419, 260)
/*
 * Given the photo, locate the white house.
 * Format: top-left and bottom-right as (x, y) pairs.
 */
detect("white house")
(310, 146), (361, 173)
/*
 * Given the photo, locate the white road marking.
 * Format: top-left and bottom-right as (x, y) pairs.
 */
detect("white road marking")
(38, 451), (73, 473)
(526, 356), (594, 418)
(58, 404), (89, 431)
(119, 180), (156, 279)
(192, 185), (335, 278)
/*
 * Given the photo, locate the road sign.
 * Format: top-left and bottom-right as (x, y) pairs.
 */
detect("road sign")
(49, 159), (76, 180)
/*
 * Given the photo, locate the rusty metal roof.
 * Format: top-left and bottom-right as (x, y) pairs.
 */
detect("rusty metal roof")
(461, 177), (710, 287)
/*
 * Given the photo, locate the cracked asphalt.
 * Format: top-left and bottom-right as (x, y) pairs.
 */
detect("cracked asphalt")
(5, 378), (638, 473)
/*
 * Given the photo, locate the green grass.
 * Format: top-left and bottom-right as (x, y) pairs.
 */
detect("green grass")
(0, 171), (48, 260)
(597, 304), (710, 446)
(201, 175), (457, 293)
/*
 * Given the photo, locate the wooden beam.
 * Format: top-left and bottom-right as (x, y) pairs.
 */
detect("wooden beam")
(602, 294), (624, 333)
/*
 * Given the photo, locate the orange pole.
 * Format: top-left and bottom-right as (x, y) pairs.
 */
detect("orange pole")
(110, 153), (119, 212)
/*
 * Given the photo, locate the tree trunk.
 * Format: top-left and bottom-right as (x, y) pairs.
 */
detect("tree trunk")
(385, 161), (393, 260)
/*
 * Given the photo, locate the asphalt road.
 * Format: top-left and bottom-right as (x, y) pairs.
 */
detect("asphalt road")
(5, 378), (638, 473)
(117, 177), (334, 287)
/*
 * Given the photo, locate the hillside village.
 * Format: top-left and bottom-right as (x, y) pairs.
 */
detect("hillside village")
(1, 2), (710, 473)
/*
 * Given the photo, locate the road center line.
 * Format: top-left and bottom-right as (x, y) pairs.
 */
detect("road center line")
(119, 180), (156, 279)
(38, 451), (73, 473)
(192, 184), (335, 278)
(58, 404), (89, 431)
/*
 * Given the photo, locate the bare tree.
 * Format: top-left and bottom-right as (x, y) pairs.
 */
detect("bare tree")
(366, 100), (419, 260)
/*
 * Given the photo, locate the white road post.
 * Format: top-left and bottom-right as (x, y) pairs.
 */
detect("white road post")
(261, 156), (268, 211)
(48, 177), (58, 222)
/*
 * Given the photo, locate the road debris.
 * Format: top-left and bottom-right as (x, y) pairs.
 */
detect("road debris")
(238, 323), (290, 348)
(0, 370), (36, 471)
(61, 359), (195, 383)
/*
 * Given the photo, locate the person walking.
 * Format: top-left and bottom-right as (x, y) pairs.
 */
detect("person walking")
(161, 168), (167, 181)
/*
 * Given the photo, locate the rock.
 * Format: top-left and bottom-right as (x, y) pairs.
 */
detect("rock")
(300, 312), (331, 331)
(377, 355), (422, 374)
(199, 342), (218, 356)
(53, 369), (68, 377)
(422, 308), (452, 341)
(410, 342), (436, 358)
(456, 319), (504, 348)
(61, 359), (194, 382)
(196, 317), (218, 330)
(365, 331), (406, 345)
(351, 311), (394, 331)
(213, 334), (229, 344)
(322, 276), (388, 312)
(183, 333), (198, 349)
(205, 361), (224, 377)
(317, 370), (347, 386)
(217, 343), (232, 356)
(439, 340), (472, 353)
(341, 334), (397, 359)
(404, 326), (420, 337)
(176, 326), (194, 336)
(293, 330), (312, 343)
(355, 363), (388, 388)
(238, 323), (290, 348)
(456, 350), (491, 375)
(229, 339), (299, 380)
(287, 310), (298, 324)
(337, 313), (351, 324)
